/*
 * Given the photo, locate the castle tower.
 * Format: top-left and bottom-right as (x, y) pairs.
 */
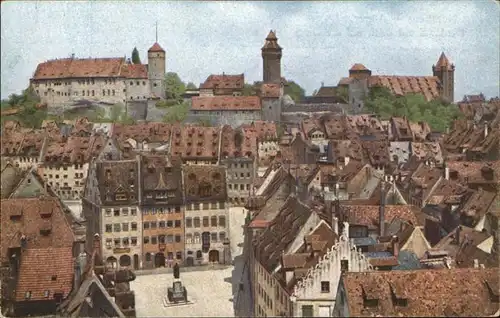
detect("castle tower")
(262, 30), (282, 84)
(432, 52), (455, 103)
(148, 41), (166, 100)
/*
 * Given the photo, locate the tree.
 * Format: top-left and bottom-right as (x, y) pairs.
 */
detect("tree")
(242, 83), (257, 96)
(162, 102), (189, 123)
(336, 86), (349, 102)
(364, 87), (462, 132)
(131, 47), (141, 64)
(186, 82), (197, 90)
(165, 72), (186, 105)
(284, 81), (306, 102)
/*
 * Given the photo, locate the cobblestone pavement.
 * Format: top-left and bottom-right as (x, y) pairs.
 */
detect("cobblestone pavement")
(131, 267), (234, 317)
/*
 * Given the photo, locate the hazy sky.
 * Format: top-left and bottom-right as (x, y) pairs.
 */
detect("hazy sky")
(1, 1), (499, 101)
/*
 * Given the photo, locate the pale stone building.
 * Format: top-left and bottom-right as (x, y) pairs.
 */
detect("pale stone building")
(30, 42), (166, 111)
(290, 222), (373, 317)
(183, 165), (230, 265)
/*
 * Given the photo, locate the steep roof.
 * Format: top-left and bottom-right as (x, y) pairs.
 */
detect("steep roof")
(341, 268), (499, 317)
(32, 58), (125, 80)
(200, 74), (244, 90)
(368, 75), (441, 102)
(435, 52), (451, 68)
(148, 42), (165, 52)
(15, 247), (74, 301)
(349, 63), (370, 72)
(262, 30), (282, 50)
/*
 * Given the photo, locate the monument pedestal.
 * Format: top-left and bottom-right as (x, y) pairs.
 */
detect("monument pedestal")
(163, 279), (195, 307)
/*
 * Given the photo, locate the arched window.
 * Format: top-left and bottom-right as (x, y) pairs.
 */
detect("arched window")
(194, 232), (200, 243)
(196, 250), (202, 259)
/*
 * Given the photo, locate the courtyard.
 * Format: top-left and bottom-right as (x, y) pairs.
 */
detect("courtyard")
(131, 266), (235, 317)
(131, 206), (248, 317)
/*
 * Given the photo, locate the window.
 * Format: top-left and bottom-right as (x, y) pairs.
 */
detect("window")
(121, 208), (128, 216)
(25, 291), (32, 300)
(211, 232), (218, 242)
(203, 217), (209, 227)
(321, 281), (330, 293)
(122, 237), (129, 246)
(159, 221), (166, 228)
(186, 234), (192, 243)
(131, 237), (137, 245)
(175, 220), (181, 228)
(219, 232), (226, 242)
(203, 203), (209, 210)
(219, 216), (226, 227)
(194, 233), (200, 243)
(114, 238), (120, 246)
(143, 222), (149, 229)
(122, 223), (129, 231)
(341, 260), (349, 272)
(302, 305), (313, 317)
(105, 238), (112, 249)
(131, 208), (137, 216)
(143, 236), (149, 244)
(150, 221), (157, 229)
(112, 89), (115, 96)
(105, 224), (112, 232)
(151, 236), (157, 244)
(175, 206), (181, 213)
(131, 222), (137, 231)
(194, 217), (200, 227)
(167, 220), (173, 228)
(211, 216), (217, 227)
(92, 90), (95, 96)
(159, 235), (165, 244)
(196, 250), (202, 259)
(143, 81), (146, 85)
(103, 89), (106, 96)
(186, 218), (192, 228)
(166, 235), (174, 243)
(113, 224), (121, 232)
(114, 209), (120, 217)
(220, 202), (225, 209)
(175, 235), (181, 243)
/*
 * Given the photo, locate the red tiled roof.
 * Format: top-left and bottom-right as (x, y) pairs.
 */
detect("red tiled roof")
(170, 125), (220, 159)
(121, 63), (148, 79)
(435, 52), (451, 68)
(33, 58), (125, 80)
(368, 75), (440, 101)
(341, 268), (499, 317)
(16, 247), (74, 301)
(148, 42), (165, 52)
(191, 96), (261, 111)
(220, 125), (256, 158)
(260, 83), (281, 98)
(241, 121), (278, 141)
(0, 198), (75, 264)
(200, 74), (244, 90)
(350, 63), (369, 71)
(338, 77), (353, 86)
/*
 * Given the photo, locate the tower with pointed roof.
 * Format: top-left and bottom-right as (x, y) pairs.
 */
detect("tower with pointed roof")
(432, 52), (455, 103)
(148, 27), (166, 100)
(261, 30), (282, 84)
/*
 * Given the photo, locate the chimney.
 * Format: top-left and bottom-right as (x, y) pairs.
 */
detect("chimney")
(332, 216), (339, 235)
(379, 182), (386, 237)
(93, 233), (101, 257)
(392, 235), (400, 258)
(473, 259), (479, 268)
(455, 226), (461, 245)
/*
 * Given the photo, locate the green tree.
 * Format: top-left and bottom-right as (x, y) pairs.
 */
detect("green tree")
(284, 81), (306, 102)
(242, 83), (257, 96)
(162, 102), (189, 123)
(131, 47), (141, 64)
(186, 82), (197, 90)
(165, 72), (186, 105)
(336, 86), (349, 103)
(364, 87), (461, 132)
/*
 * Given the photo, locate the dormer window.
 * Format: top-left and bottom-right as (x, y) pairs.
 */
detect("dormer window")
(390, 282), (408, 307)
(362, 286), (379, 308)
(115, 193), (127, 201)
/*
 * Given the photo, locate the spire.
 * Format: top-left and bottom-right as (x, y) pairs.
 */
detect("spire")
(436, 52), (450, 68)
(262, 30), (282, 50)
(155, 21), (158, 43)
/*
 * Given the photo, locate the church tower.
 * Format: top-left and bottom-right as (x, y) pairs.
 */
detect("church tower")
(147, 25), (166, 100)
(432, 52), (455, 103)
(262, 30), (282, 84)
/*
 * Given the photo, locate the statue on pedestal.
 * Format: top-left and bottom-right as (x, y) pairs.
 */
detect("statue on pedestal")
(173, 263), (180, 279)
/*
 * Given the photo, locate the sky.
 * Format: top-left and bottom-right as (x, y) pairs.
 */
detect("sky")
(1, 0), (499, 101)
